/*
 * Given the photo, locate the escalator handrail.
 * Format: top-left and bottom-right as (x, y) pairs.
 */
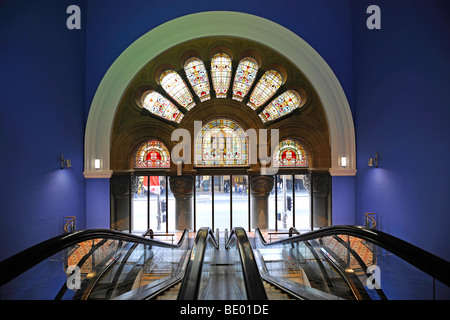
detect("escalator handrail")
(331, 235), (387, 300)
(225, 227), (268, 300)
(177, 227), (218, 300)
(0, 228), (189, 287)
(254, 225), (450, 287)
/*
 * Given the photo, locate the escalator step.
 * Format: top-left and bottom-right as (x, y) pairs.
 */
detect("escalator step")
(155, 282), (182, 300)
(263, 281), (295, 300)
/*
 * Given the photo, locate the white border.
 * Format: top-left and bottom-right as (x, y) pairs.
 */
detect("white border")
(84, 11), (356, 178)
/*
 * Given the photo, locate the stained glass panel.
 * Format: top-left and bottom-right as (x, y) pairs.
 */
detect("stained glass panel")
(195, 119), (248, 167)
(259, 90), (302, 123)
(232, 57), (259, 101)
(160, 70), (196, 110)
(247, 70), (283, 110)
(184, 57), (210, 102)
(134, 140), (171, 168)
(273, 139), (308, 167)
(140, 90), (184, 123)
(210, 53), (232, 98)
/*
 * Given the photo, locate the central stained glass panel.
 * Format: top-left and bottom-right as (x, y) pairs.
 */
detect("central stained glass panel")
(195, 119), (248, 167)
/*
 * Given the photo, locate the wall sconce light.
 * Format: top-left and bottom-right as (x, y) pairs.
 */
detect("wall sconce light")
(60, 153), (72, 169)
(368, 152), (378, 168)
(94, 158), (101, 169)
(340, 156), (347, 167)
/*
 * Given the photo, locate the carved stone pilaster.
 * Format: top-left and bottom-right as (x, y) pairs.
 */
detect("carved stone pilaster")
(302, 174), (330, 194)
(169, 176), (194, 230)
(131, 176), (140, 194)
(311, 173), (331, 228)
(250, 175), (274, 196)
(110, 175), (133, 231)
(313, 173), (331, 194)
(169, 176), (194, 198)
(111, 175), (130, 196)
(303, 174), (311, 194)
(250, 175), (274, 229)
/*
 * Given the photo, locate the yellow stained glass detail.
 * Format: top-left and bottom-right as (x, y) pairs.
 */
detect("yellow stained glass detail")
(259, 90), (302, 123)
(247, 70), (282, 110)
(232, 57), (259, 101)
(184, 57), (210, 102)
(140, 90), (184, 123)
(211, 53), (232, 98)
(160, 70), (196, 110)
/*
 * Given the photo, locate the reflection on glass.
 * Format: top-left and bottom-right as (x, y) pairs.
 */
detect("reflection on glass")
(294, 174), (310, 230)
(131, 176), (168, 233)
(225, 236), (247, 299)
(196, 175), (212, 229)
(132, 176), (148, 233)
(167, 178), (175, 231)
(254, 231), (446, 300)
(7, 235), (192, 300)
(232, 175), (248, 229)
(268, 178), (276, 230)
(129, 174), (311, 232)
(149, 176), (167, 231)
(214, 175), (230, 231)
(276, 175), (293, 230)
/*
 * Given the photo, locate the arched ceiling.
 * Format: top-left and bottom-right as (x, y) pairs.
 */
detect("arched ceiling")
(84, 11), (356, 178)
(111, 36), (330, 174)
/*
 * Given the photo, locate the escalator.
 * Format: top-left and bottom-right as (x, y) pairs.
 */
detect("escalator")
(177, 227), (267, 300)
(0, 229), (191, 300)
(253, 225), (450, 300)
(0, 226), (266, 300)
(1, 225), (449, 300)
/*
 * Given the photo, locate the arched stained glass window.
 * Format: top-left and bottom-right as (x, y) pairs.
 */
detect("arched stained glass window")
(247, 70), (283, 110)
(259, 90), (302, 123)
(184, 57), (211, 102)
(140, 90), (184, 123)
(160, 70), (196, 110)
(134, 139), (171, 168)
(232, 57), (259, 101)
(195, 119), (248, 167)
(273, 139), (308, 167)
(210, 53), (232, 98)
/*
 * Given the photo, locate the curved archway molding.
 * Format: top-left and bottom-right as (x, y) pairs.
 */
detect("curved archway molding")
(84, 11), (356, 178)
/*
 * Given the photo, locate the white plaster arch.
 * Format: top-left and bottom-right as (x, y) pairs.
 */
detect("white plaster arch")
(84, 11), (356, 178)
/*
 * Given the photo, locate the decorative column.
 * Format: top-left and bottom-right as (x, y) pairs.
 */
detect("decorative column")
(303, 173), (331, 228)
(250, 175), (274, 229)
(110, 175), (139, 231)
(169, 176), (194, 230)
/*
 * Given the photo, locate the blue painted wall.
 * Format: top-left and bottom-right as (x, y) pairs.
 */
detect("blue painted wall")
(352, 0), (450, 259)
(0, 0), (87, 260)
(86, 178), (110, 229)
(84, 0), (355, 115)
(332, 176), (356, 225)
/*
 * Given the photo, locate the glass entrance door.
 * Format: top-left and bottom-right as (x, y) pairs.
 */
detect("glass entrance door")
(123, 173), (313, 233)
(272, 174), (311, 231)
(196, 175), (212, 229)
(231, 175), (249, 229)
(131, 175), (168, 234)
(214, 175), (230, 230)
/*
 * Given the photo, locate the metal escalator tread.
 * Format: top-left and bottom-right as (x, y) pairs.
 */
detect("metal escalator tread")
(155, 282), (182, 300)
(263, 281), (295, 300)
